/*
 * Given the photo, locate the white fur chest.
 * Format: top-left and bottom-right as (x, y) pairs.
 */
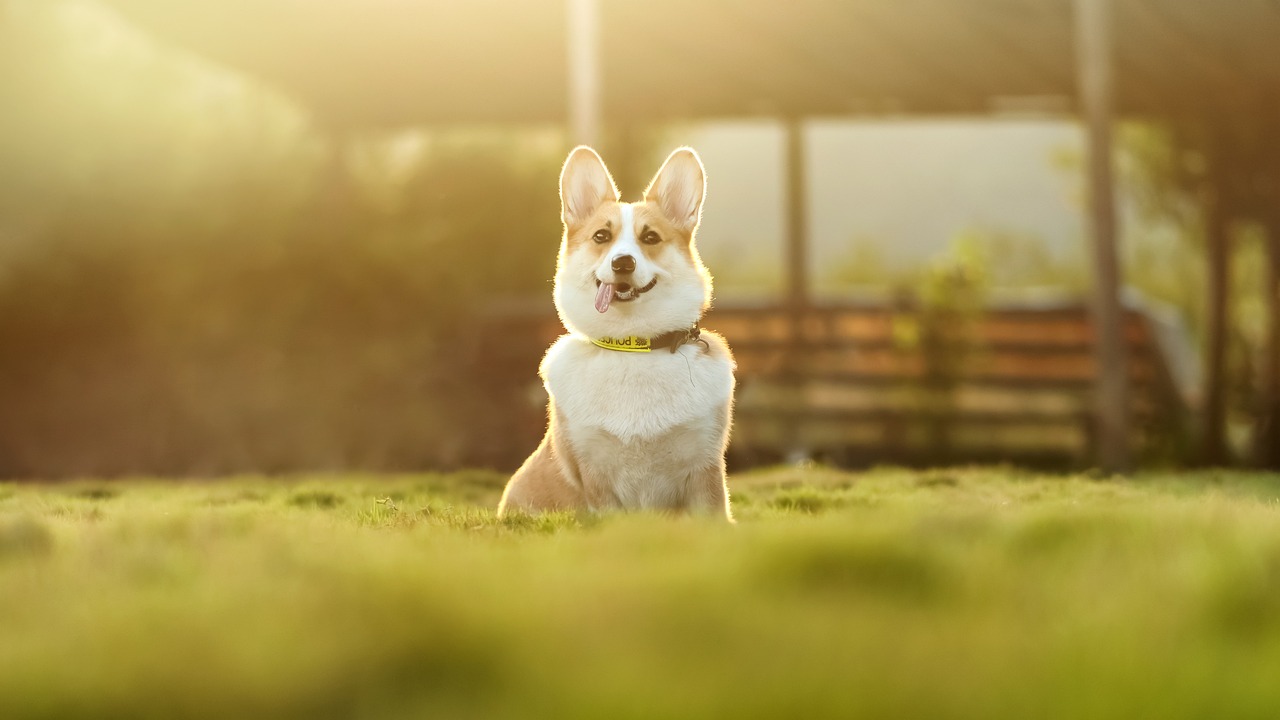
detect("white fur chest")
(540, 334), (734, 510)
(540, 335), (734, 443)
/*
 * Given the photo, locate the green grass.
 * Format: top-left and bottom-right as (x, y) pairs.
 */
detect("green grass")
(3, 467), (1280, 719)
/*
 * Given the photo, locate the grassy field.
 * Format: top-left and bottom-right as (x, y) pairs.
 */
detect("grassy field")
(3, 466), (1280, 719)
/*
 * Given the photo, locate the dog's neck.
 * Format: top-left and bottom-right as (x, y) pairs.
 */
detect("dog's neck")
(590, 324), (704, 354)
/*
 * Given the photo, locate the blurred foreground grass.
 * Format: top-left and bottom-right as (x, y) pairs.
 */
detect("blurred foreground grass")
(3, 466), (1280, 719)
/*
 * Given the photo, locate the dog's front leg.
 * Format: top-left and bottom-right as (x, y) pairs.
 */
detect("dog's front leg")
(685, 463), (734, 522)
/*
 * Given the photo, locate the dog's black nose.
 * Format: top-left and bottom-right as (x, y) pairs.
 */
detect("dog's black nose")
(611, 255), (636, 274)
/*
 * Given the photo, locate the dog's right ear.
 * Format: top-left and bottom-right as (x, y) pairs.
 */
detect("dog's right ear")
(560, 146), (619, 228)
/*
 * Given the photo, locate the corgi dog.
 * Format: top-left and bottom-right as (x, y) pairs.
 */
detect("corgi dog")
(498, 146), (735, 520)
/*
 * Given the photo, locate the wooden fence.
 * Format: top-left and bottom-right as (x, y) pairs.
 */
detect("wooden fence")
(475, 300), (1193, 469)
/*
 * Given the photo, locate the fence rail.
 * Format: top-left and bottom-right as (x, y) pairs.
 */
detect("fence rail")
(476, 300), (1191, 469)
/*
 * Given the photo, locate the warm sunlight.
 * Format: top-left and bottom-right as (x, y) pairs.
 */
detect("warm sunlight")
(2, 1), (1279, 717)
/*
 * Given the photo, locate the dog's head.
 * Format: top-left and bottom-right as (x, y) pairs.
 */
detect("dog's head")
(553, 146), (711, 340)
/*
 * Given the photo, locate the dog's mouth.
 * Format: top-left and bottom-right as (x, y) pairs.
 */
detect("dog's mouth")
(594, 277), (658, 313)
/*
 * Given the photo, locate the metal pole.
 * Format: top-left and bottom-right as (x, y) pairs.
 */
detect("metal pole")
(1256, 210), (1280, 468)
(566, 0), (600, 147)
(785, 119), (810, 332)
(1075, 0), (1131, 472)
(784, 118), (810, 461)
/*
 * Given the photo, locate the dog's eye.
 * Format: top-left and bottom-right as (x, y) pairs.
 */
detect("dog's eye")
(592, 229), (612, 244)
(641, 231), (661, 245)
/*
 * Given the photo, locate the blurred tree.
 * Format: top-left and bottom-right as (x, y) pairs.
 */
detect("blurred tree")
(891, 236), (989, 462)
(0, 1), (572, 477)
(1121, 120), (1280, 468)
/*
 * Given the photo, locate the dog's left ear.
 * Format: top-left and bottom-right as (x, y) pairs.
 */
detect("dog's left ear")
(644, 147), (706, 234)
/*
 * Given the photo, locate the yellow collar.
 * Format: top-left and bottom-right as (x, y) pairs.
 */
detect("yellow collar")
(590, 335), (653, 353)
(589, 325), (704, 354)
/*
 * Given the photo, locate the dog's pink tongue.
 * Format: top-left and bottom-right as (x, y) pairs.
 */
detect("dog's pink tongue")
(594, 282), (614, 313)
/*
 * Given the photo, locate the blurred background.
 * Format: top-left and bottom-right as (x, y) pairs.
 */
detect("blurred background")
(0, 0), (1277, 479)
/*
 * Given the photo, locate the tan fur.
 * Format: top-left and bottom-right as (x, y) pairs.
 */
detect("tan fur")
(499, 406), (585, 513)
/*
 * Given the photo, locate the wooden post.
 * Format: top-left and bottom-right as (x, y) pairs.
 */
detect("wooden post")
(605, 124), (640, 199)
(1202, 134), (1232, 466)
(785, 119), (810, 338)
(566, 0), (600, 147)
(1075, 0), (1131, 472)
(784, 118), (810, 461)
(1254, 208), (1280, 468)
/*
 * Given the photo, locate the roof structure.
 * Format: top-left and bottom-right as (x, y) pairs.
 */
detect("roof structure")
(104, 0), (1280, 129)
